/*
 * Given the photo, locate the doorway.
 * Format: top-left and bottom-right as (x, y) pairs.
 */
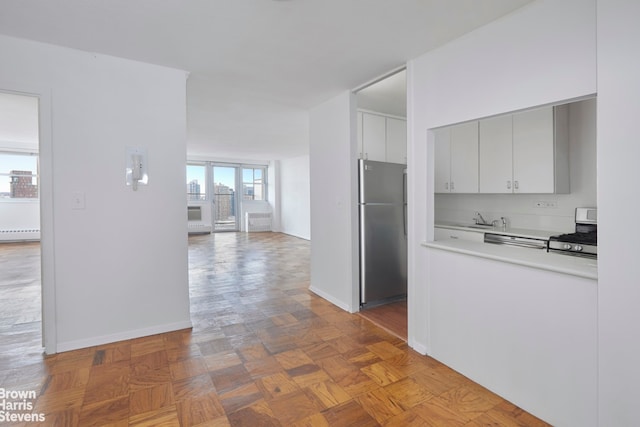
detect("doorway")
(0, 91), (45, 352)
(212, 165), (239, 231)
(354, 68), (408, 339)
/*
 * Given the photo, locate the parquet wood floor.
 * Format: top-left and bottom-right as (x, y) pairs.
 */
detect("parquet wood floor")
(359, 301), (408, 341)
(0, 233), (551, 426)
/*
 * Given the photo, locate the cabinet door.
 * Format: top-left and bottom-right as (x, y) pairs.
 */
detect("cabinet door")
(361, 113), (386, 161)
(433, 127), (451, 193)
(479, 115), (513, 193)
(434, 227), (485, 242)
(450, 121), (479, 193)
(513, 107), (554, 193)
(386, 118), (407, 164)
(357, 112), (364, 159)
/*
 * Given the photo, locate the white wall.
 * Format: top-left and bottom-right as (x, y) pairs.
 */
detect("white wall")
(268, 160), (280, 232)
(422, 0), (596, 129)
(279, 155), (310, 240)
(428, 250), (597, 427)
(434, 98), (597, 233)
(408, 0), (597, 424)
(597, 1), (640, 425)
(309, 92), (359, 312)
(0, 34), (191, 352)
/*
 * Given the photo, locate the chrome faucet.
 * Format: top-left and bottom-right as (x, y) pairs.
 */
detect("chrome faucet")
(492, 216), (508, 229)
(474, 212), (490, 225)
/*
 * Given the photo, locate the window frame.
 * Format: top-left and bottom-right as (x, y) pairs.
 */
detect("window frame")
(186, 162), (207, 201)
(241, 166), (267, 201)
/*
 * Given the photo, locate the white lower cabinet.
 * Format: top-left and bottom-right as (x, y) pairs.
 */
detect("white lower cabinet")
(434, 227), (484, 242)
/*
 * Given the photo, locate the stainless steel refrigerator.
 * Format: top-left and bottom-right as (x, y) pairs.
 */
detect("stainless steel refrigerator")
(358, 159), (407, 306)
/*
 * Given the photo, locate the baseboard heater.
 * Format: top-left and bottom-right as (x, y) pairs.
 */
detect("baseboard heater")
(245, 212), (272, 232)
(0, 229), (41, 242)
(187, 223), (212, 234)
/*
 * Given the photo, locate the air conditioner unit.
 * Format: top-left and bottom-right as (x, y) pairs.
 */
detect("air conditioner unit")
(245, 212), (272, 232)
(187, 206), (211, 234)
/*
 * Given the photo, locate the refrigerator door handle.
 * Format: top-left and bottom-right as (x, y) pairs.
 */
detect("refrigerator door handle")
(403, 171), (407, 236)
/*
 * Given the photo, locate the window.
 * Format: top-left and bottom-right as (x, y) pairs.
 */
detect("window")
(0, 152), (39, 200)
(185, 162), (268, 204)
(242, 167), (265, 201)
(186, 163), (206, 201)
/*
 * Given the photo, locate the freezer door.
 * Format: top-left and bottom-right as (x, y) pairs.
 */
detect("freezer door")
(359, 159), (406, 204)
(360, 204), (408, 304)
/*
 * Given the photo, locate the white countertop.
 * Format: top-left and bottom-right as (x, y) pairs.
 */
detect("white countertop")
(435, 221), (561, 240)
(422, 238), (598, 280)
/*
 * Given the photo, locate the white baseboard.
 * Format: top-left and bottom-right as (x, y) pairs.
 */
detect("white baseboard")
(55, 320), (193, 353)
(309, 286), (352, 312)
(409, 338), (428, 355)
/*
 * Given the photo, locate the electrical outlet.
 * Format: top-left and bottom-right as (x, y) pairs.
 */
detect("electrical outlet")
(533, 200), (558, 209)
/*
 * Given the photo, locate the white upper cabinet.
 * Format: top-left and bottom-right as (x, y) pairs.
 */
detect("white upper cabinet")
(479, 115), (513, 193)
(434, 127), (451, 193)
(361, 113), (386, 161)
(386, 117), (407, 164)
(477, 106), (569, 194)
(435, 121), (479, 193)
(513, 106), (568, 194)
(358, 111), (407, 164)
(357, 112), (364, 160)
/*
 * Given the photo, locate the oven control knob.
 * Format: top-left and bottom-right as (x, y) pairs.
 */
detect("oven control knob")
(563, 244), (572, 250)
(574, 245), (583, 252)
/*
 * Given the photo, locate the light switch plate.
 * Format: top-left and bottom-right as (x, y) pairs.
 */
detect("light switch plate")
(72, 191), (85, 210)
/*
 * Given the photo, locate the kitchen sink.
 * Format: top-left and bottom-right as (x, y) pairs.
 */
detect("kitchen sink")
(465, 224), (495, 229)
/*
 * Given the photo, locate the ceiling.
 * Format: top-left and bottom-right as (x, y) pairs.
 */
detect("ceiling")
(0, 0), (533, 160)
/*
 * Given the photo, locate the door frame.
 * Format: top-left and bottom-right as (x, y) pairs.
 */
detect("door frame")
(0, 84), (57, 354)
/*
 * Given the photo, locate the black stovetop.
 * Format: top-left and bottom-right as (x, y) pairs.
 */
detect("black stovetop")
(551, 231), (597, 245)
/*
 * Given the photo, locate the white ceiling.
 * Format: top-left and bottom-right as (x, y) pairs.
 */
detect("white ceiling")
(0, 0), (533, 160)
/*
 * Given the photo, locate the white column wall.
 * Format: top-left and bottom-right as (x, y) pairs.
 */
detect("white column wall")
(0, 34), (191, 352)
(309, 92), (359, 312)
(596, 0), (640, 425)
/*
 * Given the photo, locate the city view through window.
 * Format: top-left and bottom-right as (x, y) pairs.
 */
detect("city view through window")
(186, 163), (266, 231)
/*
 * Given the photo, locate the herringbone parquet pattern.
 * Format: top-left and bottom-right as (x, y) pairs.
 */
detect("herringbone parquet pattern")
(0, 233), (550, 426)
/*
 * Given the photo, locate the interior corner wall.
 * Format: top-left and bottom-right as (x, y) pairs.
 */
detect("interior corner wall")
(267, 160), (281, 232)
(279, 155), (310, 240)
(597, 0), (640, 425)
(0, 34), (191, 352)
(309, 92), (359, 312)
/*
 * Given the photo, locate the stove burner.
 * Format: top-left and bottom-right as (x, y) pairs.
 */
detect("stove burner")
(554, 232), (597, 245)
(547, 208), (597, 258)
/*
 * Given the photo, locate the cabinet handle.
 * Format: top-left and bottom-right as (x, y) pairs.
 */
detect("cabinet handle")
(451, 182), (455, 191)
(364, 153), (369, 160)
(445, 182), (449, 190)
(507, 180), (511, 190)
(514, 180), (519, 190)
